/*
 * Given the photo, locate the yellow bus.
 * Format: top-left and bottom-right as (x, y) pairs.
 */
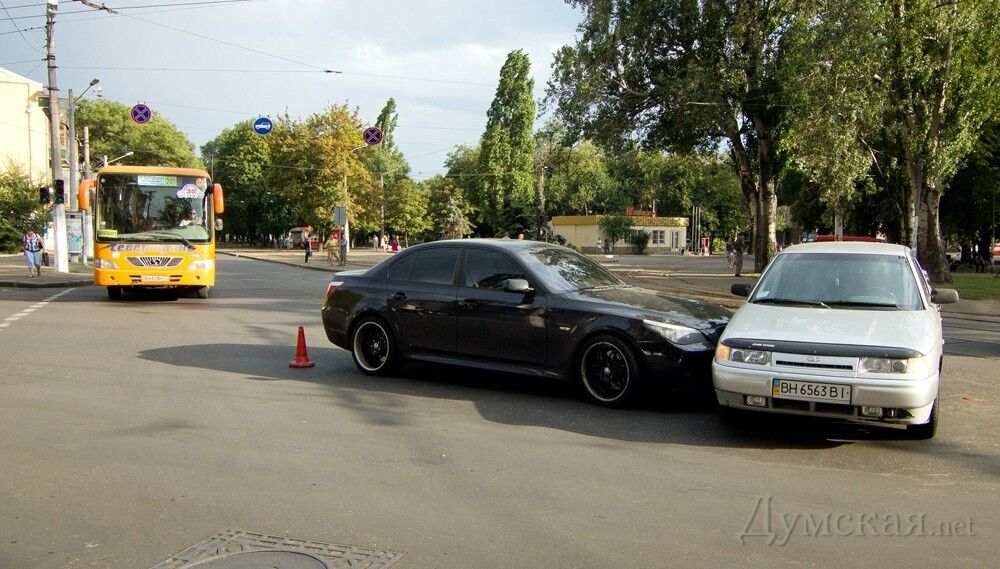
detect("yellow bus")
(78, 166), (224, 300)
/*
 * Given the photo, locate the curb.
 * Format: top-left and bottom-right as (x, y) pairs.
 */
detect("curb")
(218, 251), (367, 274)
(0, 279), (92, 288)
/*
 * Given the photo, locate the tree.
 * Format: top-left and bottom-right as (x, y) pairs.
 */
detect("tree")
(549, 0), (791, 271)
(0, 164), (52, 253)
(76, 99), (200, 168)
(362, 98), (411, 241)
(599, 210), (632, 252)
(478, 49), (536, 235)
(386, 178), (430, 245)
(424, 175), (474, 239)
(547, 140), (614, 215)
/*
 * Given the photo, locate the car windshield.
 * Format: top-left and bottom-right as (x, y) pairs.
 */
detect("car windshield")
(518, 247), (624, 292)
(96, 173), (212, 243)
(750, 252), (924, 310)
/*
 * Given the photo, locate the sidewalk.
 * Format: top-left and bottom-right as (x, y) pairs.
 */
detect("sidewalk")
(217, 246), (395, 274)
(0, 254), (92, 288)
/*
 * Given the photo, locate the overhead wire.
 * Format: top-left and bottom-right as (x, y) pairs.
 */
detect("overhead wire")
(0, 0), (41, 52)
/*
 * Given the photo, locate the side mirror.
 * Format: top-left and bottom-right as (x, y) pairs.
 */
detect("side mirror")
(78, 179), (95, 211)
(212, 183), (225, 214)
(731, 283), (752, 297)
(503, 278), (533, 294)
(215, 218), (223, 231)
(931, 288), (959, 304)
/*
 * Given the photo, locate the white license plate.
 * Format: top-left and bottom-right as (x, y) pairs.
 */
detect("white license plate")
(771, 379), (851, 403)
(141, 275), (169, 282)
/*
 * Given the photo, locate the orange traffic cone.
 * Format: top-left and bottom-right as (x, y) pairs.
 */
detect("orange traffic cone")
(289, 326), (315, 368)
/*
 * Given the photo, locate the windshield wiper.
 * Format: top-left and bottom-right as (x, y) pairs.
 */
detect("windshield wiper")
(823, 301), (902, 310)
(146, 233), (195, 249)
(752, 297), (831, 309)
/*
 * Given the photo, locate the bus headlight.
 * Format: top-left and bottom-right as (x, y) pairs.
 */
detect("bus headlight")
(94, 259), (118, 269)
(189, 260), (214, 270)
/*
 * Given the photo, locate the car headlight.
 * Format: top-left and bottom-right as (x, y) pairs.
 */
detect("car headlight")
(189, 260), (214, 270)
(643, 319), (706, 345)
(94, 259), (117, 269)
(859, 357), (924, 375)
(714, 344), (770, 365)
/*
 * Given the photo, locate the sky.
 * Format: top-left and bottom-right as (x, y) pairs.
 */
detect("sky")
(1, 0), (584, 177)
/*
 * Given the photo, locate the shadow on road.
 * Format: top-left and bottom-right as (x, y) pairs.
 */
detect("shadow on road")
(138, 342), (854, 451)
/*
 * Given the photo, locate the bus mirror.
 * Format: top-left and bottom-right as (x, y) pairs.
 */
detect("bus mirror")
(215, 218), (223, 232)
(212, 183), (225, 214)
(78, 179), (95, 210)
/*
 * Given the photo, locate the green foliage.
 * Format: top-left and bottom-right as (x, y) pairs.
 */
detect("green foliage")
(599, 211), (632, 251)
(625, 229), (650, 255)
(477, 50), (536, 235)
(76, 99), (201, 168)
(386, 178), (430, 241)
(546, 140), (614, 215)
(423, 175), (474, 239)
(0, 164), (51, 253)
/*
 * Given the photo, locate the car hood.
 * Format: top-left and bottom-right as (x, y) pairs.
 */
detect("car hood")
(562, 286), (730, 329)
(723, 303), (940, 355)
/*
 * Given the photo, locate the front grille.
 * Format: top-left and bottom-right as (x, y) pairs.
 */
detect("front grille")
(775, 360), (854, 371)
(815, 402), (853, 415)
(772, 398), (810, 411)
(126, 256), (183, 268)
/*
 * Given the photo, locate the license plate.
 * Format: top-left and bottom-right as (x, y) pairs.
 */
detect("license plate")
(141, 275), (169, 282)
(771, 379), (851, 403)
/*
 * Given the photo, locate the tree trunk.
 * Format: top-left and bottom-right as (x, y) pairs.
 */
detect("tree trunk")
(918, 185), (951, 283)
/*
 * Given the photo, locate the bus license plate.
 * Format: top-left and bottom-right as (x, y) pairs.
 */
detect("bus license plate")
(771, 379), (851, 403)
(141, 275), (169, 282)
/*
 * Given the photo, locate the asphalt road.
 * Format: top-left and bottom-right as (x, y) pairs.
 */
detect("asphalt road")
(1, 257), (998, 568)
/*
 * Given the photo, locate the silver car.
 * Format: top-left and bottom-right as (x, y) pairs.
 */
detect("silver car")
(713, 242), (959, 439)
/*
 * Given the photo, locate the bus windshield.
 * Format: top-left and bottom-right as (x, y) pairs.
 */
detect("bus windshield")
(96, 173), (212, 243)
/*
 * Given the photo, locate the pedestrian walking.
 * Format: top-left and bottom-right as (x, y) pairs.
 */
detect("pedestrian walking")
(338, 233), (349, 266)
(596, 237), (603, 254)
(304, 236), (312, 263)
(23, 227), (44, 277)
(391, 236), (401, 253)
(733, 236), (745, 277)
(725, 238), (735, 269)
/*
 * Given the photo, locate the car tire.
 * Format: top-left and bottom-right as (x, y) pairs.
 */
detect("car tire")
(905, 399), (938, 440)
(351, 317), (399, 376)
(107, 286), (122, 300)
(577, 334), (643, 407)
(196, 286), (209, 299)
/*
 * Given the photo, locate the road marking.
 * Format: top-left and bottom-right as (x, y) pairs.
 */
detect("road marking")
(0, 288), (75, 333)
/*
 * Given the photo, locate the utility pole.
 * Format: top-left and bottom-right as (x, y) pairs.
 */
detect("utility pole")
(379, 173), (385, 247)
(45, 0), (69, 273)
(82, 126), (93, 260)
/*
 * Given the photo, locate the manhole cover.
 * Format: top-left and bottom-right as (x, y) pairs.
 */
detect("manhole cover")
(151, 530), (403, 569)
(186, 550), (329, 568)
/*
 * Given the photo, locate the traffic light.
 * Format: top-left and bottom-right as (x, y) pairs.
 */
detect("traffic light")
(54, 179), (65, 204)
(39, 186), (51, 205)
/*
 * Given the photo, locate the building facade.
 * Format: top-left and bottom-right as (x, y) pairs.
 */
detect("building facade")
(552, 214), (689, 254)
(0, 67), (51, 183)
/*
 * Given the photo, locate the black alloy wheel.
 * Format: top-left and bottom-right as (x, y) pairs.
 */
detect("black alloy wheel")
(351, 317), (399, 376)
(578, 335), (642, 407)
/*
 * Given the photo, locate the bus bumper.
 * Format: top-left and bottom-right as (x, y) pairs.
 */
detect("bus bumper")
(95, 268), (215, 287)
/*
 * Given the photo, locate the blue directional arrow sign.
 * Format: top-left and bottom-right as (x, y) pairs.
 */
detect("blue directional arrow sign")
(130, 103), (152, 124)
(363, 126), (383, 145)
(253, 117), (273, 135)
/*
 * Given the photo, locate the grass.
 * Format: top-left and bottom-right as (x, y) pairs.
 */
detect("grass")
(947, 273), (1000, 301)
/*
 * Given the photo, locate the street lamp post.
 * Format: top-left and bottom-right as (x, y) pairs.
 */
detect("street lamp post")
(68, 79), (99, 262)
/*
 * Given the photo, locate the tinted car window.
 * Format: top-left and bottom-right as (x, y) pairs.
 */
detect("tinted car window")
(464, 249), (527, 290)
(388, 254), (414, 281)
(409, 248), (459, 285)
(751, 253), (923, 310)
(517, 247), (623, 292)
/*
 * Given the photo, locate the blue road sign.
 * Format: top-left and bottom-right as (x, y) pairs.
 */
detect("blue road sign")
(130, 103), (152, 124)
(363, 126), (383, 145)
(253, 117), (273, 135)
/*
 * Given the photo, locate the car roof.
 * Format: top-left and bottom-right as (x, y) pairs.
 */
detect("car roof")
(782, 241), (911, 256)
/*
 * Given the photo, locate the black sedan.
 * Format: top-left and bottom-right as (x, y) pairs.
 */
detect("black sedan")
(321, 239), (730, 406)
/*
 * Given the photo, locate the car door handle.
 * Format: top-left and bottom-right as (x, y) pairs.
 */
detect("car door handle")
(457, 300), (474, 310)
(391, 292), (407, 301)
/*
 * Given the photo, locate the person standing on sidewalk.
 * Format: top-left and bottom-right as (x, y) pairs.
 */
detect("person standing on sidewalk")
(325, 234), (339, 265)
(725, 238), (735, 269)
(23, 227), (44, 277)
(338, 233), (349, 266)
(733, 235), (745, 277)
